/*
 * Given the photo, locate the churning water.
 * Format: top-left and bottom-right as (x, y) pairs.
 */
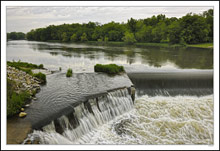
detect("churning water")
(25, 93), (213, 145)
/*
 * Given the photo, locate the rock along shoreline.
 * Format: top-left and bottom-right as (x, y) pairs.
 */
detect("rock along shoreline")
(7, 65), (52, 144)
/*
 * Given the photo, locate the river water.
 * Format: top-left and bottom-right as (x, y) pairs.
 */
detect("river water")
(6, 40), (213, 144)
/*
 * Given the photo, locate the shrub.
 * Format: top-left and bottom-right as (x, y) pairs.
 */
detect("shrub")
(94, 64), (125, 75)
(66, 68), (73, 77)
(22, 68), (33, 75)
(7, 78), (31, 117)
(33, 72), (46, 83)
(38, 64), (44, 69)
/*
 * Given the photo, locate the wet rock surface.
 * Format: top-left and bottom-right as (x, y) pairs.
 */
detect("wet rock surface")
(114, 119), (135, 137)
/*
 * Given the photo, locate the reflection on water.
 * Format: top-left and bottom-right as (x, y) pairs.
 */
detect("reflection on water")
(6, 40), (213, 72)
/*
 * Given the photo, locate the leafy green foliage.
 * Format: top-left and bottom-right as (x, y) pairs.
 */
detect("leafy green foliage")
(7, 61), (46, 83)
(127, 18), (137, 33)
(80, 33), (88, 42)
(33, 72), (46, 83)
(70, 33), (78, 42)
(25, 9), (213, 45)
(7, 78), (31, 117)
(7, 32), (26, 40)
(7, 61), (44, 70)
(122, 32), (137, 44)
(66, 68), (73, 77)
(94, 64), (125, 75)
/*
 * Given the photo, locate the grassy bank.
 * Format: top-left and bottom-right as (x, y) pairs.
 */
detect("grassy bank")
(7, 61), (46, 83)
(186, 43), (213, 49)
(7, 61), (47, 117)
(46, 40), (213, 49)
(87, 41), (213, 49)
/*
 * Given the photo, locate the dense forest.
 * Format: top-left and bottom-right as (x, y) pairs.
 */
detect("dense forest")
(7, 32), (26, 40)
(9, 9), (213, 44)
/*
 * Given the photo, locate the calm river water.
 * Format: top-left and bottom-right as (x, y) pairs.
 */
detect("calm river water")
(6, 40), (213, 72)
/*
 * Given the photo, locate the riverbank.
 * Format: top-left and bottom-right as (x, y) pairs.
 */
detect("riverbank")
(7, 61), (53, 117)
(46, 40), (213, 49)
(7, 61), (51, 144)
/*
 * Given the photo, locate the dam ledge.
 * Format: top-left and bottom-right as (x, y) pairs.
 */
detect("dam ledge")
(7, 72), (135, 144)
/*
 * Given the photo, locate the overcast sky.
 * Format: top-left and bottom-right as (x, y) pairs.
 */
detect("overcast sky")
(6, 6), (213, 33)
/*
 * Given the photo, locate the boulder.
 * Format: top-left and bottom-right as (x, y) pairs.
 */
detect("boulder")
(25, 104), (30, 108)
(19, 112), (27, 118)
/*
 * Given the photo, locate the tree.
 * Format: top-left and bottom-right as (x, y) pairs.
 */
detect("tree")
(122, 32), (136, 44)
(70, 33), (78, 42)
(168, 21), (183, 44)
(180, 14), (209, 44)
(108, 30), (122, 41)
(135, 25), (153, 42)
(203, 9), (213, 42)
(61, 32), (69, 42)
(151, 22), (167, 43)
(7, 32), (26, 40)
(127, 18), (137, 34)
(80, 33), (88, 42)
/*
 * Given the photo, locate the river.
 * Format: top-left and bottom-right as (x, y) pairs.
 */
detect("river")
(6, 40), (213, 144)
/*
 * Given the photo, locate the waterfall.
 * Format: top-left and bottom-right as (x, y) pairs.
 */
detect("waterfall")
(25, 88), (134, 144)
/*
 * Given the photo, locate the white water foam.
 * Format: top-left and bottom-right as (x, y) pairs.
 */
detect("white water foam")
(26, 93), (213, 145)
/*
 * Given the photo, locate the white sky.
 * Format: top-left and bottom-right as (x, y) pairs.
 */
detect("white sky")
(6, 6), (213, 33)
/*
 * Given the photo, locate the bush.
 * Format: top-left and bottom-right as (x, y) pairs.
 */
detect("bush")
(33, 72), (46, 83)
(94, 64), (125, 75)
(7, 78), (31, 117)
(38, 64), (44, 69)
(66, 68), (73, 77)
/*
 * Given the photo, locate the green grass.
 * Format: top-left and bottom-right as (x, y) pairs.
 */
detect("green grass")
(33, 72), (46, 84)
(7, 78), (31, 117)
(7, 61), (46, 84)
(94, 64), (125, 75)
(66, 68), (73, 77)
(7, 61), (44, 70)
(42, 40), (213, 49)
(186, 43), (213, 48)
(85, 41), (213, 49)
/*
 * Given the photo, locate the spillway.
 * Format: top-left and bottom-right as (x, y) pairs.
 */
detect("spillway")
(22, 69), (213, 145)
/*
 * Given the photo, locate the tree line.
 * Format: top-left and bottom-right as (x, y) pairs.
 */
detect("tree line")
(11, 9), (213, 44)
(7, 32), (26, 40)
